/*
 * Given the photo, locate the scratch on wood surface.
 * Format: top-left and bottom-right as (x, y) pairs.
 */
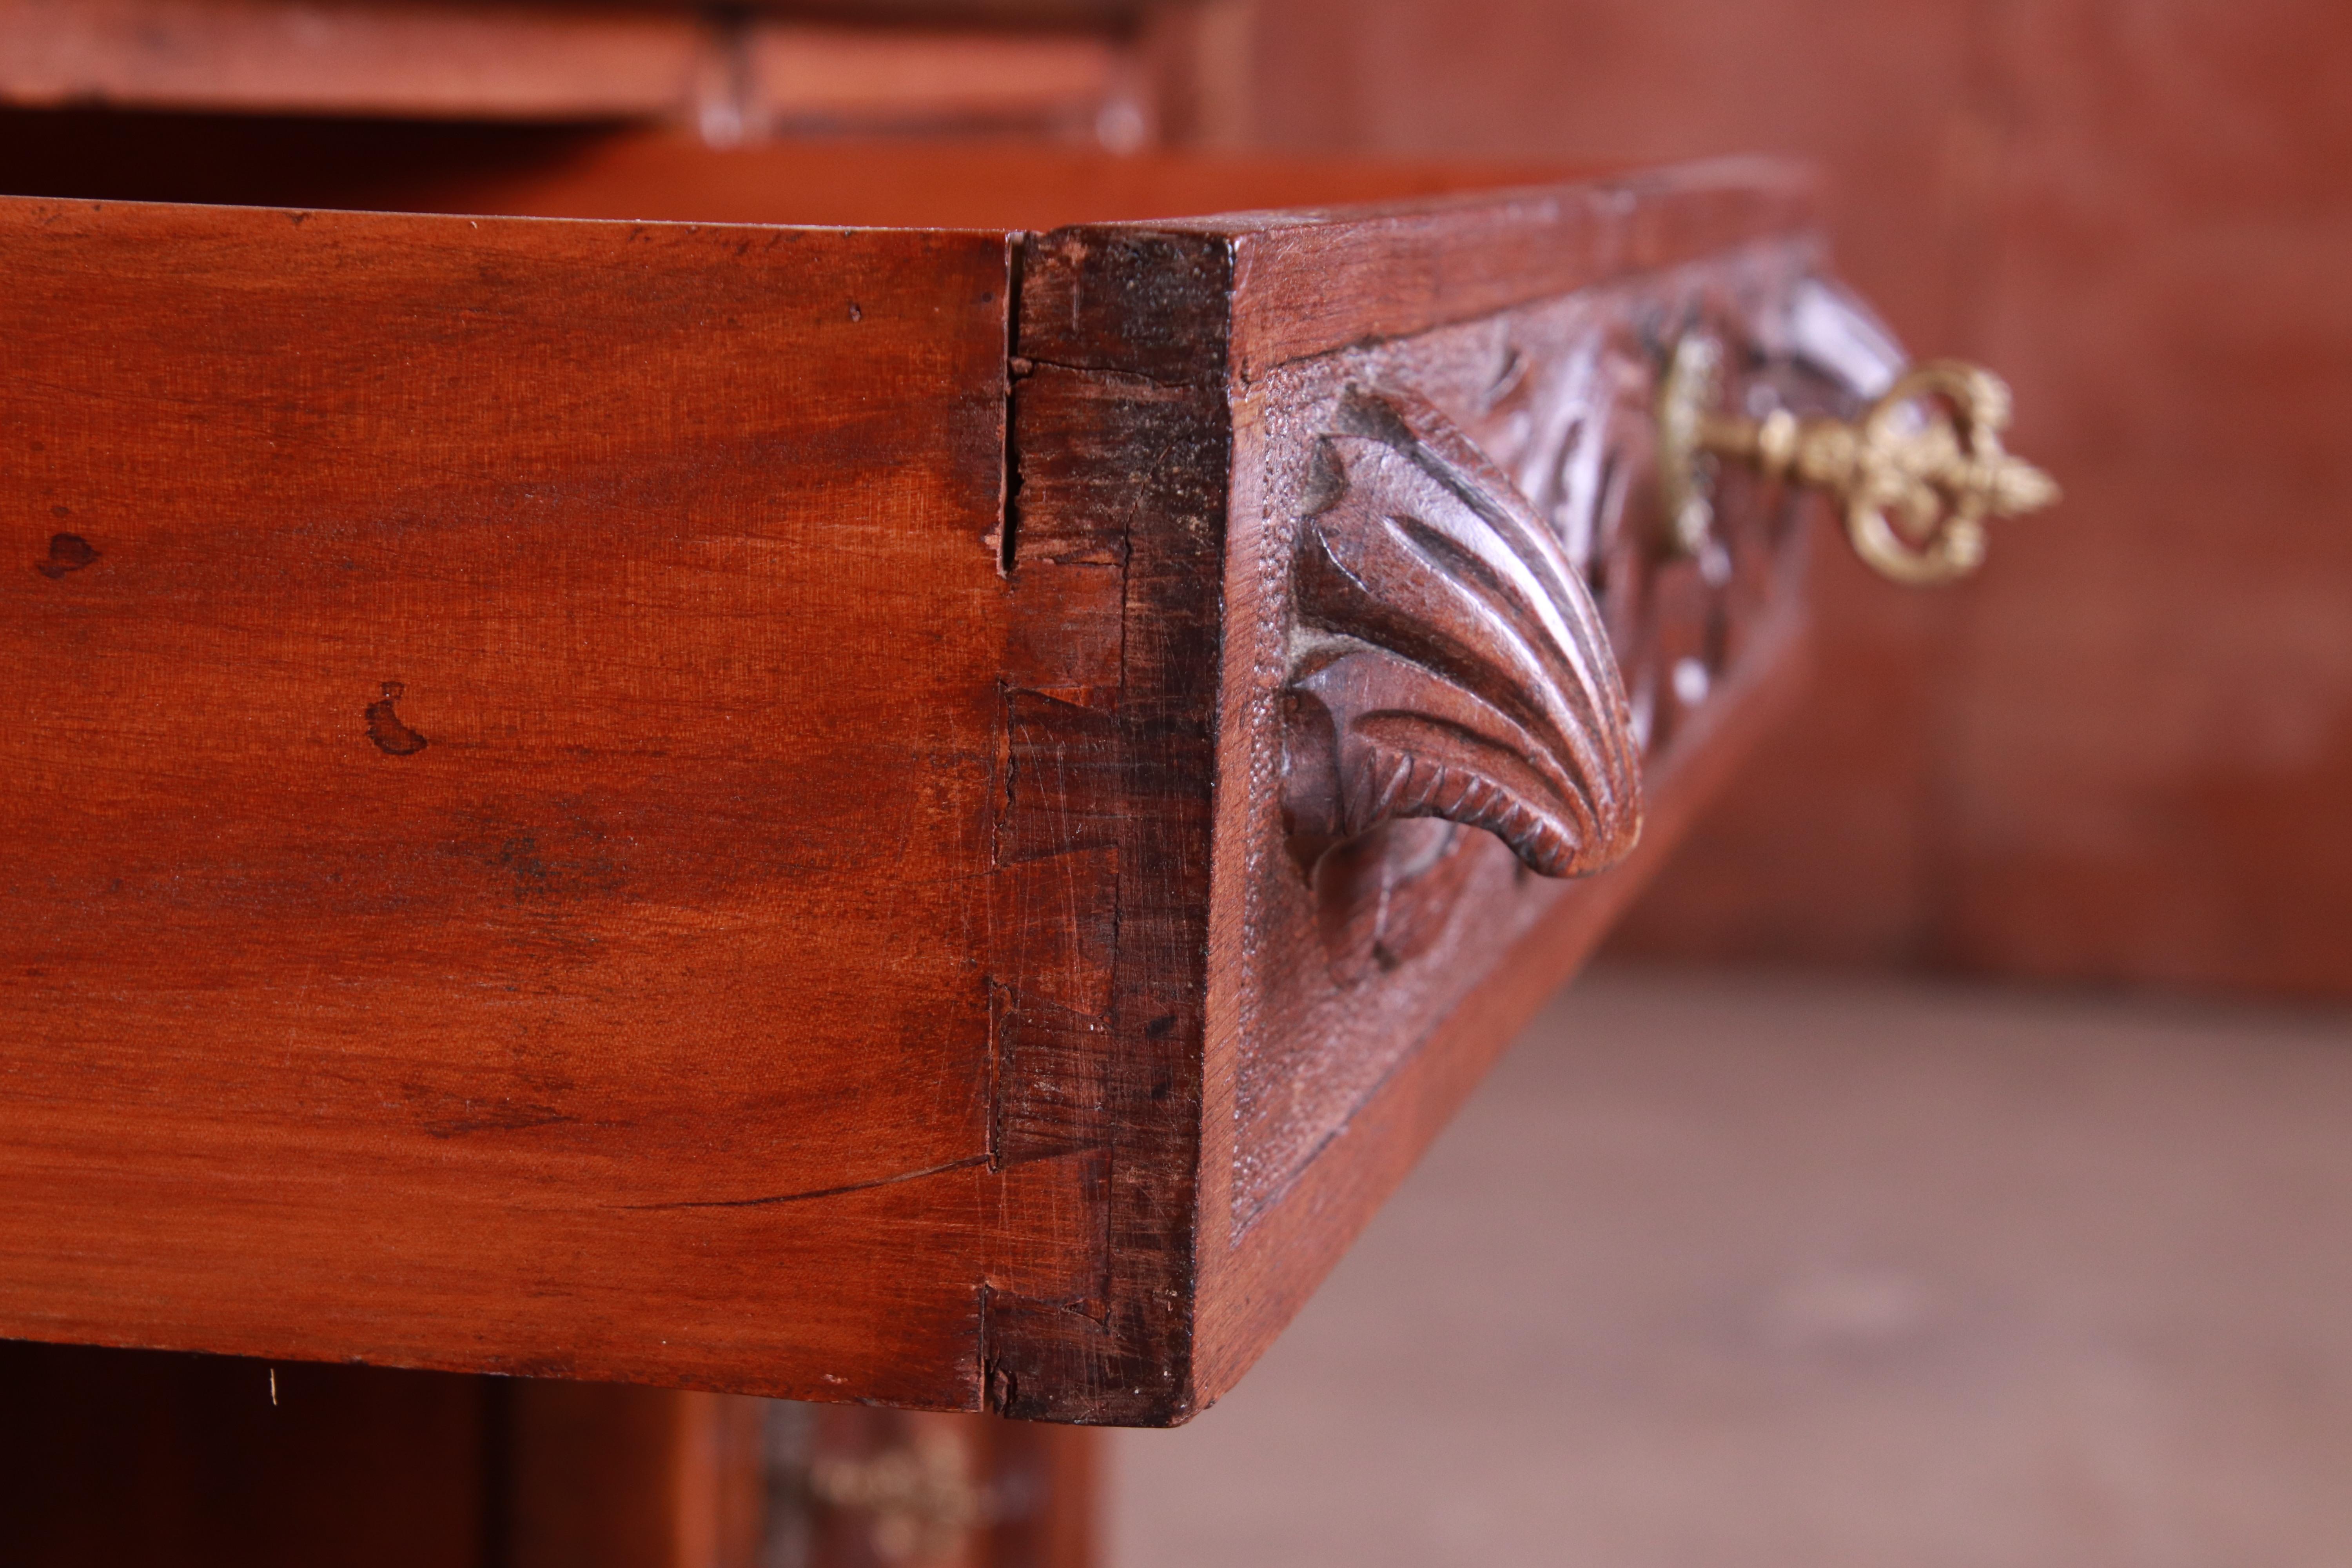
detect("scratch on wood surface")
(607, 1156), (989, 1211)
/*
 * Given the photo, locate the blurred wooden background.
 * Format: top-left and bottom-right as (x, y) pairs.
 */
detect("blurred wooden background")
(1222, 0), (2352, 999)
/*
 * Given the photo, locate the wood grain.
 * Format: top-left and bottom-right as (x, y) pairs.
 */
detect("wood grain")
(982, 235), (1234, 1422)
(1206, 160), (1815, 380)
(0, 195), (1036, 1406)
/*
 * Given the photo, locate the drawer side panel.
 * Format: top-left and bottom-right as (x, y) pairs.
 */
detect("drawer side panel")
(0, 198), (1018, 1403)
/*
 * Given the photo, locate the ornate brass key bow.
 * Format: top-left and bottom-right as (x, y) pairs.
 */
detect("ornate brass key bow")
(1660, 338), (2059, 584)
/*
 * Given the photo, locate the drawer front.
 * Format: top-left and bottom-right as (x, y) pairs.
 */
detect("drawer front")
(1223, 246), (1820, 1227)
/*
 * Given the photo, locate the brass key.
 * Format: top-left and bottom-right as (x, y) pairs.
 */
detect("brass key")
(1660, 336), (2059, 585)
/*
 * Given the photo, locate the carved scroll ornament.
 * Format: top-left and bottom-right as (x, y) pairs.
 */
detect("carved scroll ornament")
(1282, 387), (1644, 881)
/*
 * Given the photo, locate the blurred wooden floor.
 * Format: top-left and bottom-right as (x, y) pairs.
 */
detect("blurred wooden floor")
(1113, 964), (2352, 1567)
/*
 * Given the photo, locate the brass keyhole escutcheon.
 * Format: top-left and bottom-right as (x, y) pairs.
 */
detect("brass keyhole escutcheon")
(1659, 336), (2059, 585)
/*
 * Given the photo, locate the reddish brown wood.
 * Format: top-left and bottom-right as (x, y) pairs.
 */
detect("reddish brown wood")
(510, 1382), (767, 1568)
(1186, 239), (1842, 1398)
(370, 132), (1581, 236)
(980, 165), (1828, 1420)
(1009, 161), (1813, 386)
(988, 1419), (1099, 1568)
(0, 0), (717, 120)
(1199, 597), (1817, 1401)
(977, 225), (1236, 1423)
(740, 19), (1125, 141)
(0, 0), (1149, 138)
(1204, 162), (1815, 381)
(0, 195), (1039, 1408)
(0, 112), (1580, 233)
(0, 143), (1838, 1424)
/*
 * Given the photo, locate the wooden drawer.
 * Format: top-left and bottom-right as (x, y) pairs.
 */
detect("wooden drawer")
(0, 132), (1895, 1424)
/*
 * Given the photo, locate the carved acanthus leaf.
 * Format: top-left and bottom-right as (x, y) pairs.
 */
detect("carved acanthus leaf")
(1283, 387), (1644, 879)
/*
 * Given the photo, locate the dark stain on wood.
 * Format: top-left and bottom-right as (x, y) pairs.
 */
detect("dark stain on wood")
(980, 223), (1233, 1425)
(364, 680), (429, 756)
(34, 531), (95, 578)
